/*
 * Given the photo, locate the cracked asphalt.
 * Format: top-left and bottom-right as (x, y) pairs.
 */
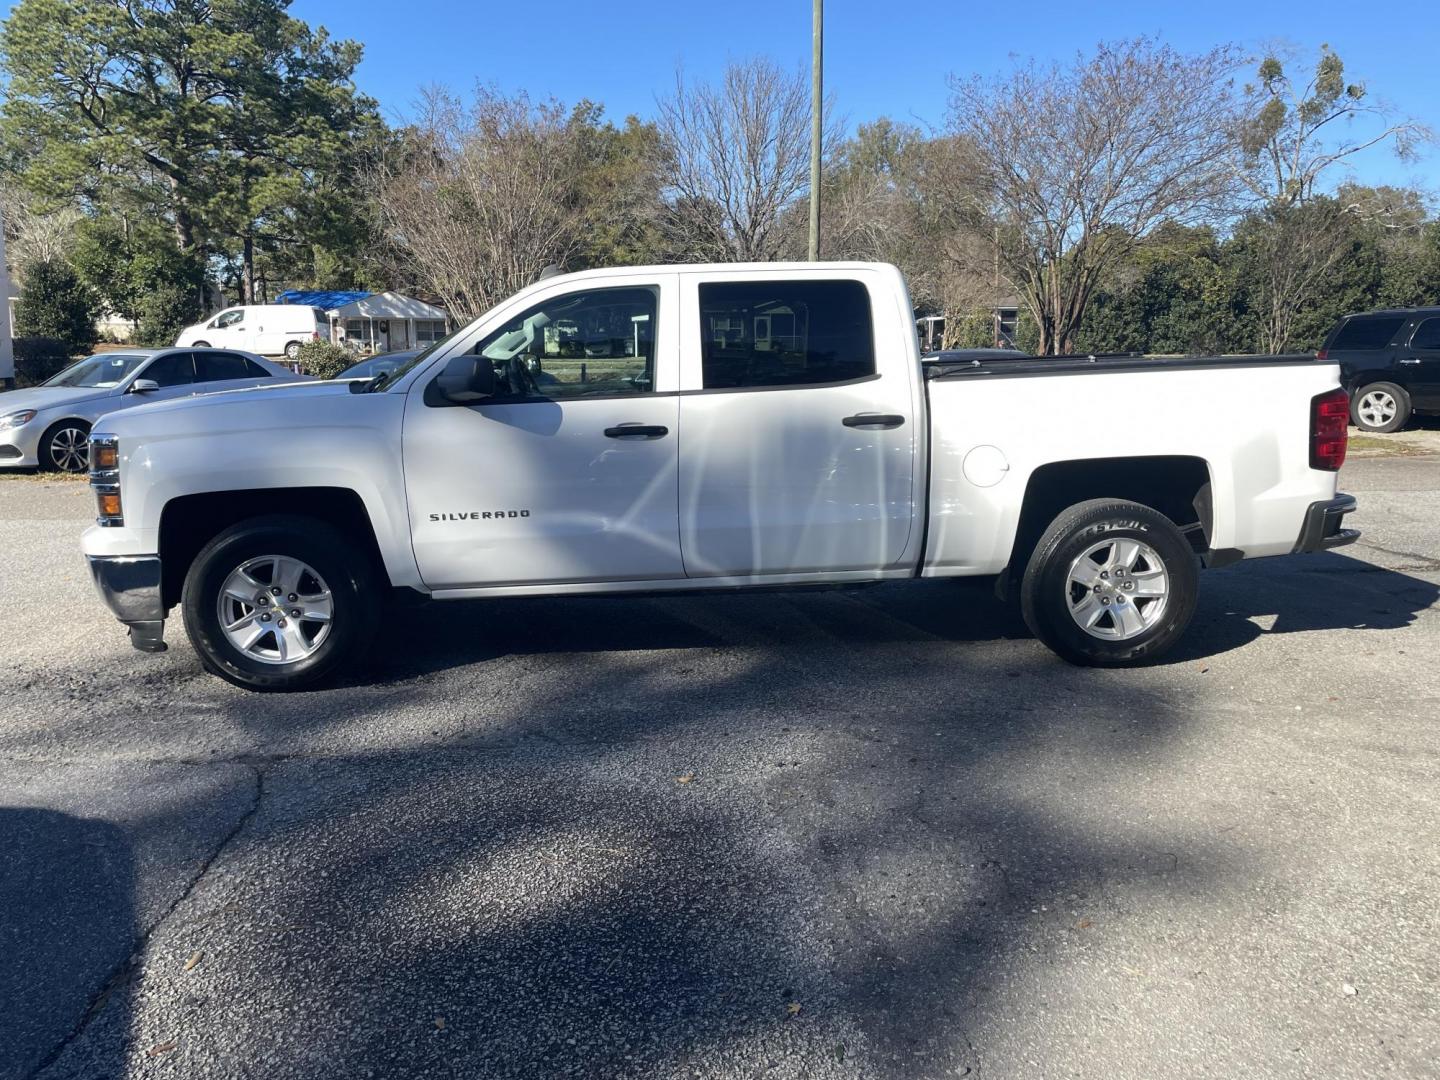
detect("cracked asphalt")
(1, 441), (1438, 1079)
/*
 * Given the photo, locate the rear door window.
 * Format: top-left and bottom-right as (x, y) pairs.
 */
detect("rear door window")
(1331, 316), (1405, 351)
(142, 352), (196, 387)
(195, 352), (254, 382)
(1408, 317), (1440, 350)
(698, 280), (875, 389)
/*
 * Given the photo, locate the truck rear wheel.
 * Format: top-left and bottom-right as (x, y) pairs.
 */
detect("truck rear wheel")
(181, 515), (379, 691)
(1020, 499), (1198, 667)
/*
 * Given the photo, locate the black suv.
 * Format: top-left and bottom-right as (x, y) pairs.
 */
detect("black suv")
(1320, 307), (1440, 432)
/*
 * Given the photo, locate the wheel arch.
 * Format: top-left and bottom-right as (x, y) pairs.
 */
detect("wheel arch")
(158, 487), (389, 609)
(1004, 455), (1213, 590)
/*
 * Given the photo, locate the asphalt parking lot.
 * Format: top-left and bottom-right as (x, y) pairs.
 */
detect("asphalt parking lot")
(2, 438), (1438, 1080)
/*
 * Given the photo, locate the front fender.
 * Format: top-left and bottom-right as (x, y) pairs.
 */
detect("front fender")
(85, 391), (421, 589)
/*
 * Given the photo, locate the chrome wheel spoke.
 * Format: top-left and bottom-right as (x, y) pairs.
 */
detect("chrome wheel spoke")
(273, 620), (307, 661)
(1069, 558), (1103, 590)
(1129, 569), (1167, 597)
(224, 571), (266, 604)
(1069, 593), (1107, 629)
(1112, 600), (1146, 637)
(272, 556), (306, 598)
(232, 618), (269, 651)
(298, 592), (333, 622)
(1108, 539), (1141, 572)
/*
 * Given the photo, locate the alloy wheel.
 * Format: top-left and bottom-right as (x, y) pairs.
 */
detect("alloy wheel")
(216, 554), (334, 665)
(1358, 390), (1397, 428)
(1065, 537), (1170, 641)
(48, 426), (89, 472)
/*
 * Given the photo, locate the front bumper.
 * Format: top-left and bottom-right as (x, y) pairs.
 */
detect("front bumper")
(0, 424), (41, 467)
(1293, 493), (1360, 553)
(87, 555), (168, 652)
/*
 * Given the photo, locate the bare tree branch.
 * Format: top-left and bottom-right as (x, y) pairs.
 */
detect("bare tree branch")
(943, 38), (1244, 354)
(656, 58), (836, 262)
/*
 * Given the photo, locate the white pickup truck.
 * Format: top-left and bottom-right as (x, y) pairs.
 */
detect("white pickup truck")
(80, 262), (1358, 690)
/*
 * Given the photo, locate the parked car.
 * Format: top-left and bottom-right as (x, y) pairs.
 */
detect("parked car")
(79, 262), (1357, 690)
(0, 348), (307, 472)
(1319, 307), (1440, 432)
(336, 351), (420, 382)
(175, 304), (331, 360)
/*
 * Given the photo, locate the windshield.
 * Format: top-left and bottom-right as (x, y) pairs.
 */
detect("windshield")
(369, 329), (465, 389)
(42, 353), (150, 388)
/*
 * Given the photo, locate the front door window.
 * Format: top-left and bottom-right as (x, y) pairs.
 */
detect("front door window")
(474, 287), (657, 399)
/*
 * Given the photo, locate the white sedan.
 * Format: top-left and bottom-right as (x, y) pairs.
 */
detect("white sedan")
(0, 347), (309, 472)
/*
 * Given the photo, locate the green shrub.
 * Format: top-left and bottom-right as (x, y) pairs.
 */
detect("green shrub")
(133, 277), (204, 346)
(15, 259), (97, 356)
(294, 339), (354, 379)
(11, 336), (73, 386)
(71, 219), (206, 347)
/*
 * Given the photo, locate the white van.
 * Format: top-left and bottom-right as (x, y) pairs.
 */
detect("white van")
(175, 305), (331, 359)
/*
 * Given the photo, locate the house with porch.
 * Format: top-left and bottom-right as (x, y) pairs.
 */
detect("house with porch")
(275, 289), (450, 353)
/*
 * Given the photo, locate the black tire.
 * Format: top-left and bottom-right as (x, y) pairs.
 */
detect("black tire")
(39, 419), (91, 473)
(1019, 499), (1199, 667)
(1350, 381), (1411, 433)
(181, 515), (380, 691)
(192, 340), (210, 348)
(284, 340), (302, 359)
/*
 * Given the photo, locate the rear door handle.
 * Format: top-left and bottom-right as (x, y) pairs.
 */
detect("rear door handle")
(604, 424), (669, 440)
(1399, 357), (1422, 365)
(842, 413), (905, 429)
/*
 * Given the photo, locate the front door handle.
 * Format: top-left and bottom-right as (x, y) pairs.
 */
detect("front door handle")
(1399, 357), (1422, 365)
(842, 413), (905, 429)
(604, 424), (669, 440)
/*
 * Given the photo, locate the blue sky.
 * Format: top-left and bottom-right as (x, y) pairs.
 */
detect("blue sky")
(286, 0), (1439, 191)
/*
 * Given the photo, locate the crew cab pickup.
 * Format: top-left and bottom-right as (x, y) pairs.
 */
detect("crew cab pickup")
(80, 262), (1359, 690)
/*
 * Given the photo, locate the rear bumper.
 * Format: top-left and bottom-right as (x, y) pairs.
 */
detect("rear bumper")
(1293, 494), (1360, 553)
(86, 555), (168, 652)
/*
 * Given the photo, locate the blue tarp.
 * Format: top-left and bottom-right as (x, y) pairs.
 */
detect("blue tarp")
(274, 289), (371, 310)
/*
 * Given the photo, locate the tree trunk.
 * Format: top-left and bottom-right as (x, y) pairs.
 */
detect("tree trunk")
(242, 234), (256, 305)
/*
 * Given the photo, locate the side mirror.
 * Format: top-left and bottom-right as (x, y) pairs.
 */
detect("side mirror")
(433, 354), (496, 403)
(130, 378), (160, 394)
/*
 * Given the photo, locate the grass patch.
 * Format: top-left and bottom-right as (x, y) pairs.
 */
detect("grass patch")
(1348, 434), (1426, 455)
(0, 468), (88, 482)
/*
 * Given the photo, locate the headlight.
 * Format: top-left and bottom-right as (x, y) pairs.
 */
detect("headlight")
(89, 434), (123, 526)
(0, 409), (37, 430)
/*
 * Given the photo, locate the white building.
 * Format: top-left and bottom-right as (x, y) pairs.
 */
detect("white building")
(329, 292), (449, 353)
(274, 289), (450, 353)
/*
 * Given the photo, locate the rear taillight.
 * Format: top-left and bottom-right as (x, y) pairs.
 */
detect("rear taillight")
(1310, 388), (1349, 471)
(1316, 348), (1328, 361)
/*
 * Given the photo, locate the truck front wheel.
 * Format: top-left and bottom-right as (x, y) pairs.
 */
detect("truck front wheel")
(181, 515), (380, 691)
(1020, 499), (1198, 667)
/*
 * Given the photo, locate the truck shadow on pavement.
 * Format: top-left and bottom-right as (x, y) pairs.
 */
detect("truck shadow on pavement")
(359, 551), (1438, 684)
(10, 552), (1438, 1077)
(0, 810), (135, 1080)
(35, 644), (1231, 1078)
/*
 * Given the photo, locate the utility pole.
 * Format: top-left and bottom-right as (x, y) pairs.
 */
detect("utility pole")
(808, 0), (823, 262)
(0, 205), (12, 388)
